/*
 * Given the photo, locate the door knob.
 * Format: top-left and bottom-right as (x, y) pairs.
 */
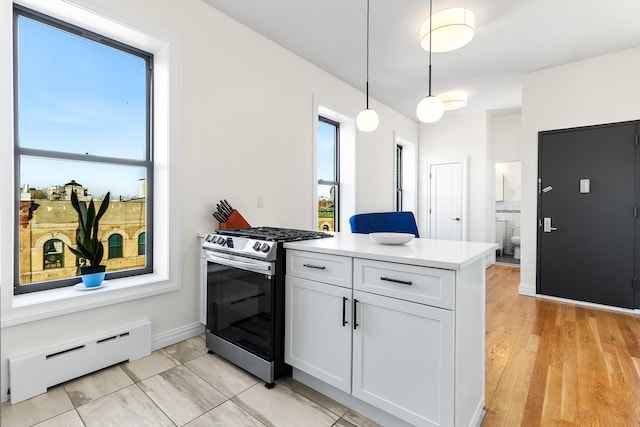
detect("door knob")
(451, 217), (460, 221)
(543, 217), (558, 232)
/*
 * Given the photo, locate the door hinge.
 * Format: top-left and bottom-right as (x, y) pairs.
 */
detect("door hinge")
(635, 206), (638, 219)
(633, 277), (637, 289)
(537, 178), (542, 194)
(635, 134), (639, 147)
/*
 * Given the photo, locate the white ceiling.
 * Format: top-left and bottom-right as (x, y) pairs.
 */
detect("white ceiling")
(201, 0), (640, 120)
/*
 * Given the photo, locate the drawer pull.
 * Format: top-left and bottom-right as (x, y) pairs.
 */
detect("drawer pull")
(342, 297), (348, 326)
(302, 263), (326, 270)
(380, 277), (413, 286)
(353, 299), (359, 330)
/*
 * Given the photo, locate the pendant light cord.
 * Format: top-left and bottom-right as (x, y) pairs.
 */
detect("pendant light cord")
(365, 0), (371, 109)
(428, 0), (433, 97)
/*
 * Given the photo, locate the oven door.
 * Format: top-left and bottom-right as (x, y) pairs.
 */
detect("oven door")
(205, 251), (276, 361)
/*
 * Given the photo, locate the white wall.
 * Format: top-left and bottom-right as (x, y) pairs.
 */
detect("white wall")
(418, 112), (490, 242)
(520, 47), (640, 292)
(489, 113), (521, 162)
(0, 0), (417, 397)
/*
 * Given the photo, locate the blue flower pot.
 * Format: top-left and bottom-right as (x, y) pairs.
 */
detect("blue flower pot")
(81, 271), (105, 287)
(80, 265), (106, 287)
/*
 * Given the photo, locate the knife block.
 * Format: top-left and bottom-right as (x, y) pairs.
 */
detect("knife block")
(218, 210), (251, 229)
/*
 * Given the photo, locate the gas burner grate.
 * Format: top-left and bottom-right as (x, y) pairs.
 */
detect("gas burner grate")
(216, 227), (333, 242)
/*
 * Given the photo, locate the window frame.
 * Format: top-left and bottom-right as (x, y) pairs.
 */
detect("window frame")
(395, 143), (404, 211)
(1, 0), (180, 328)
(317, 116), (340, 232)
(12, 4), (154, 294)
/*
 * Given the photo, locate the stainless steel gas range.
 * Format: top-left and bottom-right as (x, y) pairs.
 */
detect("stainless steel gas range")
(201, 227), (333, 388)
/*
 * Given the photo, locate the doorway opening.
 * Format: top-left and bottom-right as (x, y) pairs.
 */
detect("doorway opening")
(494, 161), (521, 266)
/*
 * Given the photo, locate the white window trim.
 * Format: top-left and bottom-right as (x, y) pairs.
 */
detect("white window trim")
(313, 96), (357, 232)
(0, 0), (183, 328)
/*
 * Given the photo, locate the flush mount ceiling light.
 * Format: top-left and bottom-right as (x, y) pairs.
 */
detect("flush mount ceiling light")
(437, 90), (468, 111)
(416, 0), (444, 123)
(419, 7), (475, 53)
(356, 0), (379, 132)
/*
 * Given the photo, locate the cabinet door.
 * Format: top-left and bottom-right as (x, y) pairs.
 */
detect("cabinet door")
(352, 290), (454, 427)
(285, 276), (352, 393)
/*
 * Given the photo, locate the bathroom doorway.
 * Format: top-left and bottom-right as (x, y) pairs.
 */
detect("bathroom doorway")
(495, 161), (521, 266)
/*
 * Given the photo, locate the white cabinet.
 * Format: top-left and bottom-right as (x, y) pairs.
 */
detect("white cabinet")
(286, 250), (461, 426)
(285, 276), (352, 392)
(352, 289), (454, 427)
(284, 233), (491, 427)
(285, 250), (353, 393)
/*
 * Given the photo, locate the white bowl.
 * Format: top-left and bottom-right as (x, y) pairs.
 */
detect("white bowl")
(369, 232), (415, 245)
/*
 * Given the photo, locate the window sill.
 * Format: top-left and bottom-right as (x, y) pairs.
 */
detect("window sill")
(1, 273), (179, 328)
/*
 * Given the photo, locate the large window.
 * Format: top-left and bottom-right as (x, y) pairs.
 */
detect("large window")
(317, 117), (340, 232)
(14, 5), (153, 294)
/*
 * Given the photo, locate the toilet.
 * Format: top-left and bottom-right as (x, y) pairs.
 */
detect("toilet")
(511, 225), (521, 260)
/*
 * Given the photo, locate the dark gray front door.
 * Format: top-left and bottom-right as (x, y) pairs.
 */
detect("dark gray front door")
(537, 121), (639, 309)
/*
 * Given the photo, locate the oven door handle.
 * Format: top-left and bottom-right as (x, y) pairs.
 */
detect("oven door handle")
(205, 252), (273, 275)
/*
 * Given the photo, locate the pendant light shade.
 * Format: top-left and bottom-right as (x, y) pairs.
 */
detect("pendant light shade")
(420, 7), (475, 53)
(416, 95), (444, 123)
(437, 90), (468, 111)
(357, 0), (378, 132)
(356, 108), (380, 132)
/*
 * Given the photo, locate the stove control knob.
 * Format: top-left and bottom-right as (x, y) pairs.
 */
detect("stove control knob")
(253, 242), (262, 251)
(260, 243), (271, 252)
(216, 236), (226, 245)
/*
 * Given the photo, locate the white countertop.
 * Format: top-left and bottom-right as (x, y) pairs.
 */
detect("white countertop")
(284, 232), (497, 270)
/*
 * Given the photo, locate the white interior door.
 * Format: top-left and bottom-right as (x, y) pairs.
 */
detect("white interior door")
(429, 162), (463, 240)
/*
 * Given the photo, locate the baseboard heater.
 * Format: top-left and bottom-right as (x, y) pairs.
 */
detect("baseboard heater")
(8, 319), (151, 404)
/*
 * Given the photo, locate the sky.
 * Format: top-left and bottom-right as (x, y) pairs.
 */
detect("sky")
(17, 14), (147, 199)
(317, 120), (336, 199)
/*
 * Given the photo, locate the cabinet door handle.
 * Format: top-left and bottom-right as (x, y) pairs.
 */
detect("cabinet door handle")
(302, 263), (326, 270)
(342, 297), (348, 326)
(353, 299), (359, 330)
(380, 276), (413, 286)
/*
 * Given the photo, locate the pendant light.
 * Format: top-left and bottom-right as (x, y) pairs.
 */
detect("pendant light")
(356, 0), (379, 132)
(420, 7), (475, 53)
(416, 0), (444, 123)
(438, 90), (468, 111)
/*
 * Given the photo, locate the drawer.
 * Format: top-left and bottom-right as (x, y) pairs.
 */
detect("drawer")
(286, 250), (352, 288)
(354, 259), (454, 309)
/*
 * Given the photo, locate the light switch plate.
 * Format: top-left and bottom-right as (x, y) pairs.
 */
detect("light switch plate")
(580, 179), (590, 193)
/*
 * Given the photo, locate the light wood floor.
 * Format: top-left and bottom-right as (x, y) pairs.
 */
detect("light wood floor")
(483, 265), (640, 426)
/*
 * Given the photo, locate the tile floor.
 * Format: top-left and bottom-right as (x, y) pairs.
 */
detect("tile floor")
(0, 335), (380, 427)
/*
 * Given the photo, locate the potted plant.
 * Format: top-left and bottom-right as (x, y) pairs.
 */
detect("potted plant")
(67, 189), (111, 287)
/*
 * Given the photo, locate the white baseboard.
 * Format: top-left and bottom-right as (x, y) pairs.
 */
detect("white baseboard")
(151, 321), (204, 351)
(518, 282), (536, 296)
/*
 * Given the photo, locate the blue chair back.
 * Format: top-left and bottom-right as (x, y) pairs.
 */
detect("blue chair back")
(349, 211), (419, 238)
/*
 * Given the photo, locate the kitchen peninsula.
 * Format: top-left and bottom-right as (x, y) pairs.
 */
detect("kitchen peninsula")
(283, 233), (496, 427)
